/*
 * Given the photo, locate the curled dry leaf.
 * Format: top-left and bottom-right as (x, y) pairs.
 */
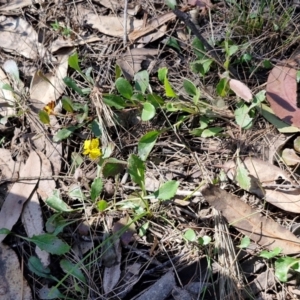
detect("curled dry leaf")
(0, 16), (52, 61)
(266, 66), (300, 127)
(229, 79), (253, 102)
(0, 150), (40, 243)
(201, 185), (300, 254)
(0, 243), (32, 300)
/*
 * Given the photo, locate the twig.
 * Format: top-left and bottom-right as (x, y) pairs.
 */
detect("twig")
(172, 9), (238, 79)
(123, 0), (128, 46)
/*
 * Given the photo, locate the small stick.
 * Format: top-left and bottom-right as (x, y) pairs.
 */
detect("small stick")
(123, 0), (128, 46)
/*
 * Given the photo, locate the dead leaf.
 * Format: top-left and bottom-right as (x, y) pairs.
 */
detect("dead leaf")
(201, 185), (300, 254)
(22, 192), (50, 267)
(116, 48), (159, 80)
(224, 157), (293, 186)
(82, 10), (143, 37)
(113, 215), (136, 246)
(0, 0), (32, 11)
(281, 148), (300, 166)
(135, 270), (176, 300)
(136, 24), (168, 44)
(103, 235), (122, 294)
(22, 151), (54, 267)
(0, 148), (20, 182)
(0, 243), (32, 300)
(49, 35), (101, 53)
(224, 157), (300, 213)
(0, 66), (16, 116)
(0, 16), (52, 61)
(266, 66), (300, 127)
(128, 11), (176, 42)
(229, 79), (253, 102)
(0, 150), (41, 243)
(92, 0), (120, 10)
(30, 49), (71, 110)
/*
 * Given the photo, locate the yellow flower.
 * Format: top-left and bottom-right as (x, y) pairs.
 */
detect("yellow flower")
(83, 138), (101, 159)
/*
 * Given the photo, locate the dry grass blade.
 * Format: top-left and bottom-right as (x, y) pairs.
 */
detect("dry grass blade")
(213, 209), (246, 300)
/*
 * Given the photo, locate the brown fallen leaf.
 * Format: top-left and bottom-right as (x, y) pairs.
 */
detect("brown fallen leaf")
(0, 150), (41, 243)
(266, 65), (300, 127)
(30, 49), (72, 111)
(116, 48), (159, 80)
(128, 11), (176, 42)
(0, 66), (16, 116)
(0, 243), (32, 300)
(281, 148), (300, 166)
(0, 16), (53, 61)
(229, 79), (253, 102)
(201, 185), (300, 254)
(0, 0), (32, 11)
(22, 151), (54, 267)
(223, 157), (300, 213)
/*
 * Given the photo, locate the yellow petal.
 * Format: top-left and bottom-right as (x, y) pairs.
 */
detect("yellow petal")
(89, 148), (101, 159)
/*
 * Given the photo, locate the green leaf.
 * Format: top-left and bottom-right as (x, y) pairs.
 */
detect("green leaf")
(91, 120), (102, 137)
(115, 64), (122, 80)
(115, 77), (133, 100)
(39, 286), (64, 299)
(164, 77), (177, 98)
(259, 247), (282, 259)
(238, 236), (250, 248)
(241, 53), (252, 63)
(184, 228), (196, 242)
(91, 178), (103, 202)
(191, 59), (213, 76)
(147, 94), (164, 107)
(96, 200), (108, 212)
(235, 158), (251, 191)
(38, 110), (50, 125)
(216, 78), (230, 97)
(68, 52), (82, 73)
(297, 71), (300, 83)
(183, 79), (198, 96)
(154, 180), (179, 201)
(139, 221), (149, 237)
(128, 154), (145, 190)
(275, 257), (300, 282)
(60, 258), (86, 284)
(61, 96), (74, 113)
(192, 38), (206, 59)
(165, 0), (177, 9)
(166, 37), (181, 51)
(141, 102), (155, 121)
(68, 185), (85, 201)
(53, 126), (76, 142)
(102, 94), (126, 109)
(27, 234), (70, 255)
(0, 228), (10, 234)
(45, 213), (75, 235)
(102, 158), (126, 177)
(201, 127), (223, 138)
(228, 45), (239, 57)
(63, 77), (84, 96)
(46, 190), (73, 212)
(28, 256), (51, 278)
(0, 83), (13, 91)
(198, 235), (211, 245)
(158, 67), (168, 83)
(234, 103), (253, 129)
(138, 130), (159, 161)
(134, 70), (149, 94)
